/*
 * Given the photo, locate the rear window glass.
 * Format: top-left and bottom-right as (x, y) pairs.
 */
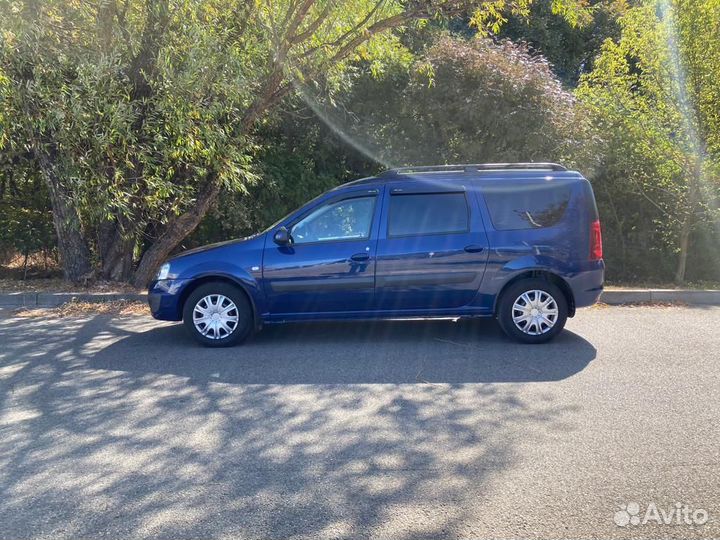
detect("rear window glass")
(483, 184), (572, 230)
(388, 193), (468, 236)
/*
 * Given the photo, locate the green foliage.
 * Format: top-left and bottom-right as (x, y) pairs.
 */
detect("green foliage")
(1, 0), (716, 286)
(0, 172), (55, 265)
(472, 0), (592, 34)
(194, 31), (590, 249)
(0, 0), (257, 227)
(4, 0), (584, 283)
(194, 33), (590, 248)
(0, 0), (427, 280)
(191, 98), (379, 245)
(577, 0), (720, 282)
(499, 0), (626, 85)
(330, 35), (584, 167)
(0, 204), (55, 261)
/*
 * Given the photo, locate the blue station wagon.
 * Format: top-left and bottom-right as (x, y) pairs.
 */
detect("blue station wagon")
(148, 163), (604, 346)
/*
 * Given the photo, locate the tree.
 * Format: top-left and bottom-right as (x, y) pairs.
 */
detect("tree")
(1, 0), (588, 285)
(318, 35), (584, 168)
(498, 0), (625, 86)
(192, 98), (381, 247)
(576, 0), (720, 283)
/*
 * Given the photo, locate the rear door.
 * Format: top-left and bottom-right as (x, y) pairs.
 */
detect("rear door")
(374, 182), (489, 311)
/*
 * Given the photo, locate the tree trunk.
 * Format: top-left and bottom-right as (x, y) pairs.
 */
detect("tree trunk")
(22, 251), (29, 280)
(47, 183), (94, 283)
(99, 219), (137, 281)
(674, 152), (704, 285)
(674, 215), (691, 284)
(131, 179), (221, 287)
(37, 152), (94, 283)
(101, 235), (136, 281)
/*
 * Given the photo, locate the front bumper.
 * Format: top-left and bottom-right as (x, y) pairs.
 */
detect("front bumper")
(148, 279), (190, 321)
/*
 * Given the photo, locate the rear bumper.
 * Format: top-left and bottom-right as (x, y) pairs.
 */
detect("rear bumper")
(568, 260), (605, 308)
(148, 279), (190, 321)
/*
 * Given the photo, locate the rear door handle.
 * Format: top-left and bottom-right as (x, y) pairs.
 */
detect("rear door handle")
(464, 244), (485, 253)
(350, 253), (370, 262)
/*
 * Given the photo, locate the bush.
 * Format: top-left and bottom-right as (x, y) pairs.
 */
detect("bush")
(335, 35), (584, 167)
(0, 166), (57, 273)
(0, 204), (56, 270)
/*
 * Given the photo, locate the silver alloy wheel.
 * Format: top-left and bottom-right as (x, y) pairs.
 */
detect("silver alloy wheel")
(511, 289), (559, 336)
(193, 294), (239, 340)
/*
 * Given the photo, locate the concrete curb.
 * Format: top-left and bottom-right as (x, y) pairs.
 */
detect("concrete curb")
(1, 289), (719, 308)
(600, 289), (720, 305)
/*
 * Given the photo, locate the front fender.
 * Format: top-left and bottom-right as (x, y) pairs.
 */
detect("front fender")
(177, 262), (267, 320)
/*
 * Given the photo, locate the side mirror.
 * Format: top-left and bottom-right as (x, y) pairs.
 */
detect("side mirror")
(273, 226), (292, 246)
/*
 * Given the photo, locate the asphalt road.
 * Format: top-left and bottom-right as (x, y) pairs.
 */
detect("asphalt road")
(1, 305), (719, 539)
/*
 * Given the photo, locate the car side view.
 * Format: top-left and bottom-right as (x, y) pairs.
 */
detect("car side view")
(148, 163), (604, 346)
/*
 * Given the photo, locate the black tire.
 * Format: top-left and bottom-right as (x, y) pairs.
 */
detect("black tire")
(182, 282), (254, 347)
(496, 278), (568, 344)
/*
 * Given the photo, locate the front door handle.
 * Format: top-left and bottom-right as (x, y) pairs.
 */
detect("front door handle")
(464, 244), (485, 253)
(350, 253), (370, 262)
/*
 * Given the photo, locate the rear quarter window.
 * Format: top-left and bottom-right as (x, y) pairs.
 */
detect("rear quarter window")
(582, 180), (600, 221)
(483, 183), (572, 230)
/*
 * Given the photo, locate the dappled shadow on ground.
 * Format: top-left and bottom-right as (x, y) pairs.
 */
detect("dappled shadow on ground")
(89, 318), (596, 384)
(0, 314), (593, 539)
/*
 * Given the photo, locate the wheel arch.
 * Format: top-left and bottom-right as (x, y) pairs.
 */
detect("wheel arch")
(178, 274), (261, 329)
(494, 270), (575, 317)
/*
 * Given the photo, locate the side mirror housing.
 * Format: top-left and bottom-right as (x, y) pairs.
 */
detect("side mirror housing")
(273, 226), (292, 246)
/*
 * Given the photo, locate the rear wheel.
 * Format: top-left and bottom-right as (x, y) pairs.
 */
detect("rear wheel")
(182, 282), (253, 347)
(497, 278), (568, 344)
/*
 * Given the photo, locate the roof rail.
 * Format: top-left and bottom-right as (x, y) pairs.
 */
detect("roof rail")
(380, 163), (567, 176)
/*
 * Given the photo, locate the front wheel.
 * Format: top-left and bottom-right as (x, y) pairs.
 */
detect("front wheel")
(182, 282), (254, 347)
(497, 279), (568, 344)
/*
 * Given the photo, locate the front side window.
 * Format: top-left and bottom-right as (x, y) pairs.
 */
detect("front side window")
(291, 196), (376, 244)
(388, 192), (469, 237)
(484, 184), (572, 230)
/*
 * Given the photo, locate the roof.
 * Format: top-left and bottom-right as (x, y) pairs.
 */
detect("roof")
(381, 162), (568, 175)
(342, 163), (584, 189)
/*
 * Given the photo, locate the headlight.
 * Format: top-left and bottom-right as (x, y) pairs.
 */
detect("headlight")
(156, 263), (171, 281)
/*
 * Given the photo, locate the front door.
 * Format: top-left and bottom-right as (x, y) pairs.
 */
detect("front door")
(374, 186), (489, 311)
(263, 189), (381, 316)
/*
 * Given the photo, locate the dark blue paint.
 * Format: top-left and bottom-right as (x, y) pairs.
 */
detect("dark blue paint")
(148, 169), (604, 323)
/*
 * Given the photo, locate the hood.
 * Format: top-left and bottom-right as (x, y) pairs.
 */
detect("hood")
(170, 234), (259, 261)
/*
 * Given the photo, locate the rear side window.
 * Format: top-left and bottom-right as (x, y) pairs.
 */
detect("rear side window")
(388, 192), (469, 237)
(483, 184), (572, 230)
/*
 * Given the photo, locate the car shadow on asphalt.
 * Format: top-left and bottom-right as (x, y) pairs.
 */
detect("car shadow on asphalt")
(0, 313), (591, 538)
(87, 317), (597, 385)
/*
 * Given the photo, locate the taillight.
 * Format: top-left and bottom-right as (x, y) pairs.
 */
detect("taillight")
(590, 219), (603, 260)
